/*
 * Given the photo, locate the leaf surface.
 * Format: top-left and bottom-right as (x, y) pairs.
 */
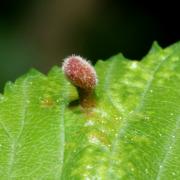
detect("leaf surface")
(0, 42), (180, 179)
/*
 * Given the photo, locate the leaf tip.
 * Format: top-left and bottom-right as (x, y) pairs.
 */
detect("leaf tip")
(48, 66), (61, 77)
(28, 68), (44, 77)
(148, 41), (162, 54)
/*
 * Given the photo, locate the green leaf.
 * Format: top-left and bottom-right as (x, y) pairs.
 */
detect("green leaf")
(0, 42), (180, 179)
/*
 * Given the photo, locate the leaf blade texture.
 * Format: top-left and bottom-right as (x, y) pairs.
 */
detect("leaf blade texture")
(0, 42), (180, 179)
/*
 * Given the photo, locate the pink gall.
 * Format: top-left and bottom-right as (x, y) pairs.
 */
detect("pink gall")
(62, 55), (98, 90)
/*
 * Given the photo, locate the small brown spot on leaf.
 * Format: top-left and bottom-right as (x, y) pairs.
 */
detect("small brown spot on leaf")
(41, 97), (54, 108)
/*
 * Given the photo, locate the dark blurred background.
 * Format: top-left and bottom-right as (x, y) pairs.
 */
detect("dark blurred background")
(0, 0), (179, 91)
